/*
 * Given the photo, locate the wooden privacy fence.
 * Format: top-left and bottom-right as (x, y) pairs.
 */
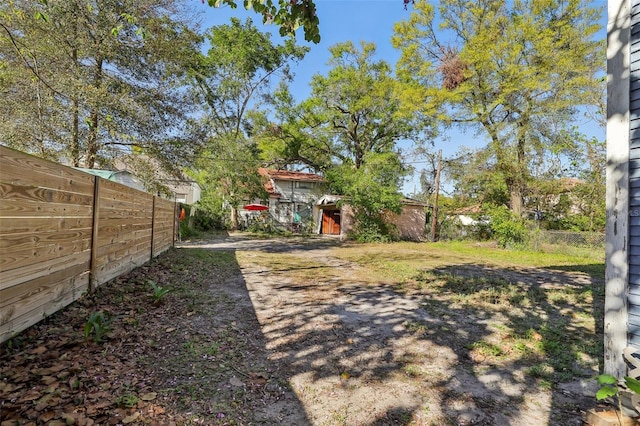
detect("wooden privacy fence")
(0, 146), (178, 344)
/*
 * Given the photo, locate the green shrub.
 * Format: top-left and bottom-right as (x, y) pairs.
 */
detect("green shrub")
(485, 204), (529, 248)
(148, 280), (170, 305)
(352, 215), (397, 243)
(193, 209), (227, 231)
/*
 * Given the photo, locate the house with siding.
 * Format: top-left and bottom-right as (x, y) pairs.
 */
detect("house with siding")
(75, 168), (146, 192)
(606, 0), (640, 383)
(248, 168), (428, 240)
(253, 168), (326, 226)
(76, 167), (201, 205)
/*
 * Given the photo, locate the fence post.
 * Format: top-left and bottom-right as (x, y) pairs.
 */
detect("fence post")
(89, 176), (101, 293)
(174, 201), (178, 246)
(150, 196), (156, 261)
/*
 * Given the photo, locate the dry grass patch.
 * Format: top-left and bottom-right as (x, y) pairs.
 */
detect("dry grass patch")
(329, 240), (604, 385)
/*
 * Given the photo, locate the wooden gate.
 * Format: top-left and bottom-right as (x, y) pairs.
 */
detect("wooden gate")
(321, 209), (341, 235)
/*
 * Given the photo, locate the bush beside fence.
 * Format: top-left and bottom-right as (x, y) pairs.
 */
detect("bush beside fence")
(0, 146), (177, 344)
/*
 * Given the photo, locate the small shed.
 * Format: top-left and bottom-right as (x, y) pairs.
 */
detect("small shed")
(314, 195), (428, 241)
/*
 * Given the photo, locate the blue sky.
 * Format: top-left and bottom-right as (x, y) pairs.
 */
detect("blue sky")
(194, 0), (607, 195)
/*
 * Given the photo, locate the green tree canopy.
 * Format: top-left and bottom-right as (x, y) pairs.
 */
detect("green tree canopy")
(392, 0), (605, 217)
(189, 18), (308, 228)
(256, 41), (434, 239)
(0, 0), (202, 175)
(205, 0), (320, 43)
(258, 41), (433, 171)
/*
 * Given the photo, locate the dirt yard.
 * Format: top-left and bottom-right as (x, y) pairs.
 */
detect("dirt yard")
(0, 233), (605, 425)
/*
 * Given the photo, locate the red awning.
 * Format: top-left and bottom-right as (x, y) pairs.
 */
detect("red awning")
(243, 203), (269, 211)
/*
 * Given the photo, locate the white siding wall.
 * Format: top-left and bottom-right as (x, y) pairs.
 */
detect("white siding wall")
(606, 0), (631, 377)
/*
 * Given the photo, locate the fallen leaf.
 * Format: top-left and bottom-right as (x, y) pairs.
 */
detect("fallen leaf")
(42, 376), (58, 385)
(38, 410), (56, 422)
(35, 397), (52, 411)
(148, 405), (165, 415)
(165, 327), (175, 333)
(229, 377), (243, 387)
(49, 364), (67, 373)
(32, 346), (48, 355)
(140, 392), (157, 401)
(62, 412), (76, 424)
(122, 412), (140, 424)
(75, 414), (89, 426)
(19, 390), (41, 402)
(43, 385), (59, 395)
(94, 399), (113, 409)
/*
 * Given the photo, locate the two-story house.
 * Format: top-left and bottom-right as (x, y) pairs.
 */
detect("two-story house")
(256, 168), (325, 226)
(248, 168), (428, 240)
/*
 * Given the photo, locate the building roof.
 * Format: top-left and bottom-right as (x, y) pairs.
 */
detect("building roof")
(263, 179), (280, 198)
(451, 204), (483, 215)
(258, 168), (324, 182)
(559, 177), (582, 191)
(259, 168), (325, 198)
(75, 168), (121, 181)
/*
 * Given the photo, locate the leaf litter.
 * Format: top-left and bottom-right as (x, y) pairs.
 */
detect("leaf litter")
(1, 246), (303, 425)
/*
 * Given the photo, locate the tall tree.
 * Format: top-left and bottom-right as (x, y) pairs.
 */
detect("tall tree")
(257, 41), (434, 239)
(392, 0), (605, 217)
(190, 18), (307, 228)
(555, 128), (606, 231)
(0, 0), (201, 172)
(260, 41), (433, 171)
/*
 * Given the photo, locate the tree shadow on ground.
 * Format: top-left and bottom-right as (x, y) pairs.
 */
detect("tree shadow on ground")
(226, 240), (604, 425)
(423, 263), (604, 424)
(142, 246), (312, 424)
(0, 238), (312, 425)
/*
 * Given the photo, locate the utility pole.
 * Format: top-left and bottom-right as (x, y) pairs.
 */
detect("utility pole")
(430, 150), (442, 242)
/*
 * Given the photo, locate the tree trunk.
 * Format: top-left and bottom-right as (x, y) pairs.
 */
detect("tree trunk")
(230, 206), (239, 230)
(71, 18), (80, 167)
(85, 56), (103, 168)
(509, 119), (528, 218)
(72, 97), (80, 167)
(431, 149), (442, 242)
(510, 188), (524, 217)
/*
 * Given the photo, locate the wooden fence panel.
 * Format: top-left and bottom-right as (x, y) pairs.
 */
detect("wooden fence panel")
(92, 179), (154, 286)
(0, 147), (94, 344)
(0, 146), (176, 344)
(152, 197), (175, 257)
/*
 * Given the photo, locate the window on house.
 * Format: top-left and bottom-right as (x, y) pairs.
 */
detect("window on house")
(295, 181), (316, 189)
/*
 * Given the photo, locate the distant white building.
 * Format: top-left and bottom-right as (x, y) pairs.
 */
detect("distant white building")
(162, 179), (201, 205)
